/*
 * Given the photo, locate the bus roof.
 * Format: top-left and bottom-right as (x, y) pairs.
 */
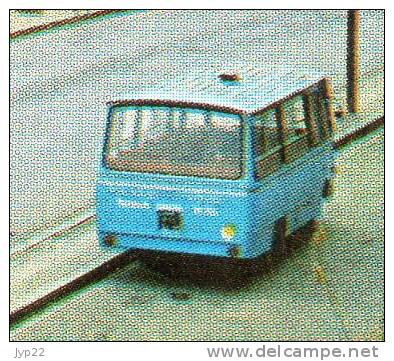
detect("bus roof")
(109, 67), (326, 115)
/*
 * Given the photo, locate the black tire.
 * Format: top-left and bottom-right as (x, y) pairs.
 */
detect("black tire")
(286, 219), (319, 252)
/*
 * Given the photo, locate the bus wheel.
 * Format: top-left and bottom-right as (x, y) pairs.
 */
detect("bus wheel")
(287, 219), (320, 252)
(303, 219), (320, 241)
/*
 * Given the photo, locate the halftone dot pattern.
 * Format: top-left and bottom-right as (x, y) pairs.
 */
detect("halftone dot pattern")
(10, 10), (383, 341)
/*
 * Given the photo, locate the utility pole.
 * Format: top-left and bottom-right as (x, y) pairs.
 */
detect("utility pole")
(346, 9), (361, 113)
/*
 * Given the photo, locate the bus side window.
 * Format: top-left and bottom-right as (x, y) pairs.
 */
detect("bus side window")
(305, 80), (336, 142)
(255, 109), (281, 156)
(283, 95), (307, 141)
(254, 109), (282, 180)
(315, 84), (335, 139)
(281, 95), (311, 163)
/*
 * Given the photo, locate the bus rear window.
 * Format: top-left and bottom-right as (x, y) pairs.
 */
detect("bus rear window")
(106, 106), (243, 180)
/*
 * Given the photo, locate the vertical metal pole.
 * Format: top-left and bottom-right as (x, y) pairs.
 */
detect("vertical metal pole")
(347, 10), (361, 113)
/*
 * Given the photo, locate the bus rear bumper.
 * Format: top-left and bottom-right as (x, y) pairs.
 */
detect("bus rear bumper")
(98, 218), (318, 263)
(99, 231), (255, 260)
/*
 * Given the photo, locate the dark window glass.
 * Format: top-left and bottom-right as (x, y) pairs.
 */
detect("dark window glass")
(106, 106), (243, 180)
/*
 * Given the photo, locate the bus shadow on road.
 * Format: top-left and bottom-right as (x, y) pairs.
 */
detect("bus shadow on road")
(119, 224), (316, 293)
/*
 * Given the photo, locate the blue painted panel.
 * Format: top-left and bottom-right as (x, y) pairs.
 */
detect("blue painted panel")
(246, 143), (337, 257)
(97, 178), (248, 240)
(97, 142), (337, 259)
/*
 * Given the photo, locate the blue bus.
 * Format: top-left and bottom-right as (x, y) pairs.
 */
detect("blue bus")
(96, 71), (337, 275)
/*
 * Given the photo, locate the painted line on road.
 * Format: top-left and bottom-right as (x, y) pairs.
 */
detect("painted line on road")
(10, 214), (96, 259)
(10, 10), (130, 39)
(10, 250), (137, 326)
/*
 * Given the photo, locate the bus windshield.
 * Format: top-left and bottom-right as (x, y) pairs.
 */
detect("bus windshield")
(106, 105), (244, 180)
